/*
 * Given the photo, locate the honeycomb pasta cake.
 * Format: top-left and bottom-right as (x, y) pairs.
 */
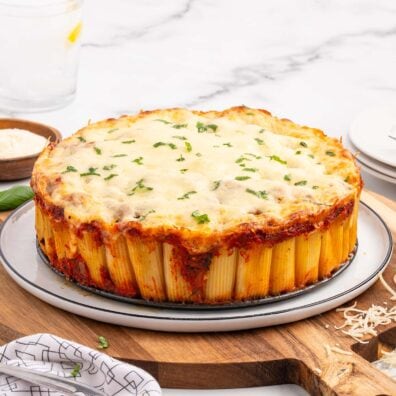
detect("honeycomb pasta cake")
(32, 107), (362, 304)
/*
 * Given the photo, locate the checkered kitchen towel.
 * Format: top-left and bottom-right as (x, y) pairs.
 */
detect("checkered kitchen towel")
(0, 333), (161, 395)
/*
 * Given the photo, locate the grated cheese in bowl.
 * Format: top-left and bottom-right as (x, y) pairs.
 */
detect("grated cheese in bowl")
(0, 129), (47, 159)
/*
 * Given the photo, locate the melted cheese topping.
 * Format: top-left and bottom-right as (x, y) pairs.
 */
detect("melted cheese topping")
(0, 129), (47, 159)
(35, 108), (358, 230)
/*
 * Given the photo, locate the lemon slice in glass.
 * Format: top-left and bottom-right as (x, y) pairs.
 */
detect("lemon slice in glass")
(68, 21), (82, 44)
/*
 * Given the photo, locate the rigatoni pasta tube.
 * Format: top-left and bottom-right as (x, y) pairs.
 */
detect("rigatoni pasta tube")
(163, 243), (193, 302)
(235, 245), (272, 300)
(205, 249), (237, 301)
(105, 235), (138, 297)
(270, 238), (295, 294)
(126, 236), (166, 300)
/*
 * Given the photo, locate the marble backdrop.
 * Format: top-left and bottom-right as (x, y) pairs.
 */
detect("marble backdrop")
(3, 0), (395, 142)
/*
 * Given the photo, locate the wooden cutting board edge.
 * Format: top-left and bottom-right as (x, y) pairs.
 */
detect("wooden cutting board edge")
(0, 189), (395, 395)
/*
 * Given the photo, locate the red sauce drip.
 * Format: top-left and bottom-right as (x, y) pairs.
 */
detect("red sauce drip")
(76, 222), (103, 246)
(171, 245), (213, 302)
(59, 255), (92, 286)
(99, 266), (115, 291)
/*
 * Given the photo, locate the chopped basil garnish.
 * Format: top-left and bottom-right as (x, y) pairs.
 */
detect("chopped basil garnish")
(244, 153), (261, 159)
(153, 142), (177, 149)
(185, 141), (192, 152)
(236, 155), (251, 164)
(211, 180), (221, 191)
(62, 165), (78, 174)
(312, 185), (319, 189)
(98, 336), (109, 349)
(155, 119), (171, 124)
(235, 176), (251, 181)
(180, 168), (188, 173)
(326, 150), (335, 156)
(103, 164), (117, 170)
(196, 152), (202, 157)
(104, 173), (118, 181)
(70, 363), (81, 378)
(77, 136), (86, 143)
(243, 167), (258, 172)
(299, 141), (307, 147)
(207, 124), (218, 132)
(112, 154), (127, 157)
(138, 209), (155, 222)
(344, 176), (350, 183)
(128, 179), (153, 195)
(94, 147), (102, 155)
(246, 112), (254, 116)
(196, 122), (218, 133)
(284, 174), (291, 181)
(308, 154), (314, 159)
(107, 128), (119, 134)
(295, 150), (301, 155)
(173, 123), (187, 129)
(223, 142), (232, 147)
(177, 190), (197, 200)
(191, 210), (210, 224)
(172, 135), (187, 140)
(259, 129), (265, 133)
(246, 188), (268, 200)
(268, 155), (287, 164)
(255, 138), (265, 145)
(294, 180), (307, 186)
(80, 167), (100, 177)
(196, 122), (205, 132)
(122, 140), (135, 144)
(176, 154), (185, 162)
(132, 156), (143, 165)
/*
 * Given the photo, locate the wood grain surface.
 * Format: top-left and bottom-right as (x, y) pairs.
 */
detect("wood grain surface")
(0, 190), (395, 395)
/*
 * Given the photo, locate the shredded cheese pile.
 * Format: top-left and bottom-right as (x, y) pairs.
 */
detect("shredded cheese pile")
(335, 302), (396, 343)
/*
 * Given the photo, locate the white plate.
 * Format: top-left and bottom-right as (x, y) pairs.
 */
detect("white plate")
(0, 201), (393, 333)
(356, 153), (396, 181)
(345, 136), (396, 180)
(349, 104), (396, 167)
(344, 136), (396, 185)
(358, 159), (396, 185)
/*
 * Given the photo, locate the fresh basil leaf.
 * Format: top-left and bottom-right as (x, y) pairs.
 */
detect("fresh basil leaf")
(0, 186), (34, 211)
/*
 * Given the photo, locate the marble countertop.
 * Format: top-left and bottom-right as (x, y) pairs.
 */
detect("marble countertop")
(1, 1), (395, 394)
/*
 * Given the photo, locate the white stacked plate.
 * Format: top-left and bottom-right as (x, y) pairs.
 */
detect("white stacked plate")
(348, 104), (396, 184)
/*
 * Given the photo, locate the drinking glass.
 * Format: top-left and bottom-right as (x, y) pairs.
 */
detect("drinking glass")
(0, 0), (83, 112)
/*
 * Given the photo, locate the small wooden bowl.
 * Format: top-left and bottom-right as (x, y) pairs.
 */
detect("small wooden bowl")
(0, 118), (61, 181)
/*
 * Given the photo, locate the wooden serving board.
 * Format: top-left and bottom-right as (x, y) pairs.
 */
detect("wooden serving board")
(0, 190), (395, 395)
